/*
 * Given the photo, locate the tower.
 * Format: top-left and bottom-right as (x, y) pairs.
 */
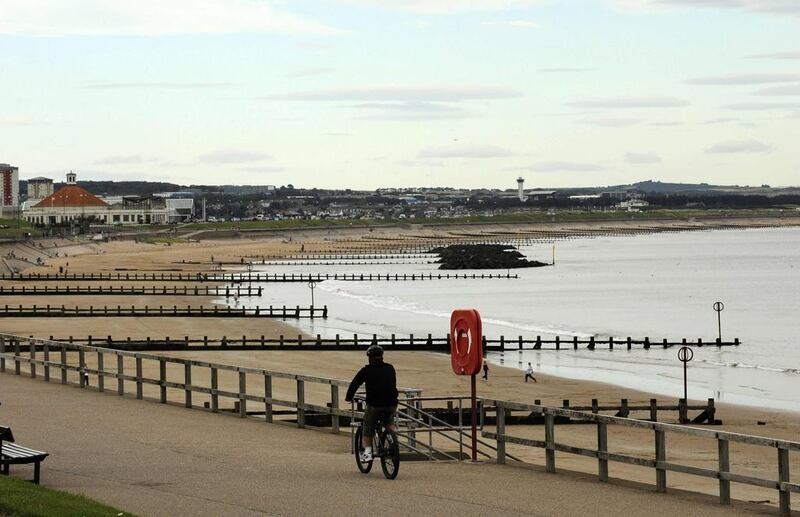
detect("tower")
(517, 177), (528, 202)
(66, 171), (77, 185)
(0, 163), (19, 215)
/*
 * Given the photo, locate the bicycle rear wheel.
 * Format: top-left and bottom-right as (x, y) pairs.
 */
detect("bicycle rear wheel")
(380, 429), (400, 479)
(354, 426), (373, 473)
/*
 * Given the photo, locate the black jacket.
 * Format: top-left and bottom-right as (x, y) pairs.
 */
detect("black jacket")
(345, 362), (399, 407)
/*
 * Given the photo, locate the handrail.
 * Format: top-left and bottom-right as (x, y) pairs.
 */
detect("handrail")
(0, 333), (422, 435)
(483, 398), (799, 516)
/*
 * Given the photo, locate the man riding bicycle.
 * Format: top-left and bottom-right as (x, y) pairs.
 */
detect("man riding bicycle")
(345, 344), (398, 463)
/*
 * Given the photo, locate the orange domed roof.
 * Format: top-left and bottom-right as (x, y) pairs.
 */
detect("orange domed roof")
(33, 185), (108, 208)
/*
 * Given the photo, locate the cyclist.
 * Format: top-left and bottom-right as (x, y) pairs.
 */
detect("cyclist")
(345, 344), (398, 463)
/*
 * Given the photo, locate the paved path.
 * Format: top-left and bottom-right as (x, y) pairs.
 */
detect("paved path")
(0, 373), (769, 516)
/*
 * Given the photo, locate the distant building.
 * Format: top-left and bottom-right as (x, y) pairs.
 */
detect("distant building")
(26, 176), (54, 202)
(0, 163), (19, 216)
(517, 177), (528, 202)
(23, 172), (170, 226)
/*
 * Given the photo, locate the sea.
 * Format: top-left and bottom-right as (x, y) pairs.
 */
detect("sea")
(223, 226), (800, 411)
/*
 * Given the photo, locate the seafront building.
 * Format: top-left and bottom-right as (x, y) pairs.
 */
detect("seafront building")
(0, 163), (20, 216)
(26, 176), (54, 203)
(22, 172), (171, 226)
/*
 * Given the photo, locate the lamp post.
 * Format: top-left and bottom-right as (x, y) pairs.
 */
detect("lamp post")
(308, 280), (317, 307)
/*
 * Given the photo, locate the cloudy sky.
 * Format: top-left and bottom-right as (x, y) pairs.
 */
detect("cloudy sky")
(1, 0), (798, 189)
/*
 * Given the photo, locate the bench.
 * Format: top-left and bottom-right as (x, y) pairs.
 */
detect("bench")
(0, 426), (48, 484)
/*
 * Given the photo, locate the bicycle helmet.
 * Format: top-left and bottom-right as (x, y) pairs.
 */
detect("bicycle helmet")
(366, 344), (384, 358)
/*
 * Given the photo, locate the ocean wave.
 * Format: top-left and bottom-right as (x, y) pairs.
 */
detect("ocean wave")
(318, 282), (594, 338)
(699, 359), (800, 375)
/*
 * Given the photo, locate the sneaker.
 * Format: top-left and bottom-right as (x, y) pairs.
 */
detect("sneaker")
(360, 450), (373, 463)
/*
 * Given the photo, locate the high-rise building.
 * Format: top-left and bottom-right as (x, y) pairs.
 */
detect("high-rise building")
(27, 176), (54, 202)
(0, 163), (20, 215)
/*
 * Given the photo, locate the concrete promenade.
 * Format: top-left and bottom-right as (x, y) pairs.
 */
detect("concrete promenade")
(0, 373), (767, 516)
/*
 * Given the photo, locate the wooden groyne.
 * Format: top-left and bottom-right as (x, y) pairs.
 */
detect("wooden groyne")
(0, 285), (262, 297)
(0, 272), (519, 283)
(420, 397), (719, 427)
(0, 305), (327, 319)
(237, 253), (436, 260)
(32, 333), (740, 351)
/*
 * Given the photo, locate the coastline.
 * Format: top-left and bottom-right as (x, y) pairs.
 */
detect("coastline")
(2, 221), (799, 509)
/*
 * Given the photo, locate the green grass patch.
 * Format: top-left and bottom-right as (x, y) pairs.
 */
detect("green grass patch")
(137, 236), (188, 245)
(0, 218), (41, 239)
(0, 475), (132, 517)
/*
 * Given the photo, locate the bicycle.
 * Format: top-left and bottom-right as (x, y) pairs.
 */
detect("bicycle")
(353, 411), (400, 479)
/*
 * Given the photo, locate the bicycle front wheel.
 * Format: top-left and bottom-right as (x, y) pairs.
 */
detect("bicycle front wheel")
(354, 426), (373, 474)
(380, 430), (400, 479)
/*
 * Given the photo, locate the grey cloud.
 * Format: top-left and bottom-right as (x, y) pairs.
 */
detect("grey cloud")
(704, 117), (739, 124)
(578, 117), (641, 127)
(648, 121), (684, 126)
(265, 85), (522, 102)
(686, 73), (800, 85)
(94, 155), (152, 165)
(354, 101), (477, 120)
(525, 161), (605, 172)
(747, 51), (800, 60)
(238, 166), (284, 173)
(705, 139), (772, 154)
(84, 82), (235, 89)
(656, 0), (800, 17)
(352, 101), (464, 113)
(398, 159), (445, 167)
(752, 84), (800, 96)
(625, 152), (662, 164)
(199, 150), (274, 164)
(567, 96), (689, 108)
(417, 144), (513, 159)
(724, 101), (800, 110)
(283, 68), (335, 78)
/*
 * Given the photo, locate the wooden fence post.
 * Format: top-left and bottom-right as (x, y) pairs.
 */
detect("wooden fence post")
(597, 421), (609, 482)
(43, 342), (50, 382)
(497, 406), (506, 465)
(264, 374), (273, 423)
(238, 371), (247, 418)
(778, 447), (790, 516)
(210, 367), (219, 412)
(545, 413), (556, 473)
(117, 354), (124, 395)
(135, 356), (143, 399)
(331, 385), (340, 434)
(29, 339), (36, 379)
(718, 438), (730, 505)
(296, 379), (305, 428)
(655, 429), (667, 493)
(184, 363), (192, 408)
(159, 358), (167, 403)
(60, 344), (67, 384)
(78, 348), (86, 387)
(14, 339), (20, 375)
(97, 351), (104, 392)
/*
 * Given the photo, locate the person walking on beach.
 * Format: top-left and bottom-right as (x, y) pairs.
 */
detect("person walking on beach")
(482, 360), (489, 381)
(524, 362), (537, 383)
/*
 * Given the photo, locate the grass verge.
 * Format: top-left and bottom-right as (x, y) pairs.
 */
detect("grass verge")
(0, 475), (132, 517)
